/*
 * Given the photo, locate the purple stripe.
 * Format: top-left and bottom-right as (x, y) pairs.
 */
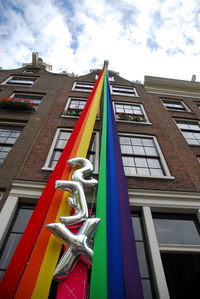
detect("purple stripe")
(107, 81), (144, 299)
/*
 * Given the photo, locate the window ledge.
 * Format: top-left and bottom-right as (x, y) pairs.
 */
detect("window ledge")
(42, 166), (98, 175)
(71, 89), (92, 93)
(159, 244), (200, 252)
(126, 175), (175, 180)
(116, 120), (152, 125)
(61, 114), (100, 120)
(111, 93), (140, 97)
(189, 144), (200, 147)
(41, 167), (53, 171)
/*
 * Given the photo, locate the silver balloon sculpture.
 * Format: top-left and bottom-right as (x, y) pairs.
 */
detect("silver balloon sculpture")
(46, 157), (100, 279)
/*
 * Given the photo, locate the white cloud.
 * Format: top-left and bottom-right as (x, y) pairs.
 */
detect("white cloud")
(0, 0), (200, 82)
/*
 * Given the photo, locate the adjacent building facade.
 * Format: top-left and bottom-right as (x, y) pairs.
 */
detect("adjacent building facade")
(0, 54), (200, 299)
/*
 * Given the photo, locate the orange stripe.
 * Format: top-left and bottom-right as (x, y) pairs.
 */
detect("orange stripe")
(14, 67), (105, 298)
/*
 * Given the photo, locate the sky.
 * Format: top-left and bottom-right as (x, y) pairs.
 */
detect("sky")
(0, 0), (200, 82)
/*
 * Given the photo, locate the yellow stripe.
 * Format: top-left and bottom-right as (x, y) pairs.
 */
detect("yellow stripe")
(31, 192), (71, 299)
(31, 70), (105, 298)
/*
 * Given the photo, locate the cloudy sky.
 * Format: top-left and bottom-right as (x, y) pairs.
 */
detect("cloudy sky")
(0, 0), (200, 82)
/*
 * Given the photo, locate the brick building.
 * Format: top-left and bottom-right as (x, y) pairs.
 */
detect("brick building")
(0, 54), (200, 298)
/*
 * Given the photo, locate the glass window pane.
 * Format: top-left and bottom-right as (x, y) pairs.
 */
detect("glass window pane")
(120, 137), (131, 145)
(121, 145), (133, 154)
(6, 138), (16, 144)
(0, 152), (8, 159)
(59, 132), (70, 140)
(56, 140), (67, 149)
(133, 146), (145, 155)
(137, 168), (150, 175)
(131, 138), (142, 146)
(147, 158), (161, 168)
(142, 279), (153, 299)
(153, 216), (200, 245)
(144, 147), (157, 156)
(136, 242), (149, 277)
(142, 139), (154, 146)
(0, 233), (21, 269)
(150, 168), (164, 176)
(124, 167), (136, 176)
(12, 209), (33, 233)
(132, 216), (143, 241)
(135, 158), (147, 167)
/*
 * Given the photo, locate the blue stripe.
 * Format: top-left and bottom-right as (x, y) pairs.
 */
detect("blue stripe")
(106, 78), (125, 299)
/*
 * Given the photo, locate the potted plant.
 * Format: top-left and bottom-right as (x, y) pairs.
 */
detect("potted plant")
(0, 97), (35, 111)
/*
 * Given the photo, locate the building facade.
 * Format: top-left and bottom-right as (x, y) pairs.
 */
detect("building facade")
(0, 55), (200, 299)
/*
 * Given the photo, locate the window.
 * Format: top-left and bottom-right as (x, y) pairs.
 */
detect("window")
(2, 76), (38, 86)
(110, 85), (138, 96)
(120, 135), (172, 177)
(153, 213), (200, 245)
(72, 82), (94, 92)
(132, 213), (155, 299)
(152, 213), (200, 299)
(162, 99), (190, 112)
(114, 102), (149, 122)
(63, 98), (87, 117)
(23, 69), (39, 74)
(42, 128), (99, 172)
(10, 93), (44, 109)
(0, 125), (23, 163)
(176, 120), (200, 145)
(0, 204), (34, 280)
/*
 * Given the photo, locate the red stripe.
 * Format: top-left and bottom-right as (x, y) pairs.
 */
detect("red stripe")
(0, 68), (104, 298)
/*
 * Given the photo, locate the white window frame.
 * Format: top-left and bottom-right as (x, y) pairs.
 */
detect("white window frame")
(119, 133), (174, 179)
(129, 188), (200, 299)
(1, 76), (38, 87)
(113, 101), (151, 124)
(42, 128), (99, 173)
(161, 98), (191, 112)
(110, 85), (138, 97)
(174, 118), (200, 146)
(72, 82), (94, 92)
(62, 97), (87, 118)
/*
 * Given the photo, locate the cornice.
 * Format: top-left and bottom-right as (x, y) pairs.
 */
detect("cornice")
(144, 75), (200, 98)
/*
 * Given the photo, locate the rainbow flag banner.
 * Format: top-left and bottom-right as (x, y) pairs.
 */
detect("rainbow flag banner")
(0, 66), (105, 299)
(0, 62), (143, 299)
(90, 70), (144, 298)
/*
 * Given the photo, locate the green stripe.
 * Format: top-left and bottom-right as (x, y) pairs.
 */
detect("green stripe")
(89, 71), (108, 299)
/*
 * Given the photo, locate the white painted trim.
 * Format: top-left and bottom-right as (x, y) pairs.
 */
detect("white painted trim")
(0, 196), (18, 246)
(0, 180), (45, 246)
(129, 188), (200, 209)
(142, 206), (170, 299)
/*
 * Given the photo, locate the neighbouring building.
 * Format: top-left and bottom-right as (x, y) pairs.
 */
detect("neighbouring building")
(0, 53), (200, 299)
